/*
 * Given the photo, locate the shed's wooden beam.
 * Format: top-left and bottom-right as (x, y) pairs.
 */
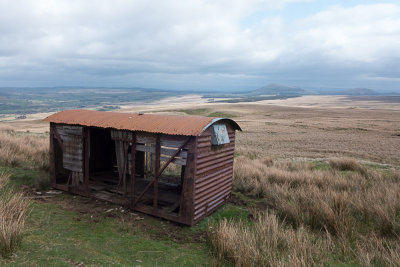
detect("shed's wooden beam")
(51, 125), (64, 151)
(133, 137), (191, 207)
(130, 133), (136, 208)
(153, 134), (160, 210)
(84, 128), (90, 193)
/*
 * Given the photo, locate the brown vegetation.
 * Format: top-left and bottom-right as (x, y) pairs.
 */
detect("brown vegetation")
(0, 128), (48, 170)
(231, 104), (400, 165)
(209, 211), (332, 266)
(1, 98), (400, 264)
(210, 156), (400, 266)
(0, 172), (30, 258)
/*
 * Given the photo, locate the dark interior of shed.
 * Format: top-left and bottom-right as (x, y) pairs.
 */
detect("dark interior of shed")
(86, 128), (184, 214)
(52, 126), (185, 215)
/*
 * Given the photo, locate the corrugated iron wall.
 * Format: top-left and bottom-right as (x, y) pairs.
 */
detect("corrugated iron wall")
(193, 123), (236, 223)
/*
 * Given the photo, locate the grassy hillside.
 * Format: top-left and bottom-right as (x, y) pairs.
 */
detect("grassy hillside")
(1, 99), (400, 266)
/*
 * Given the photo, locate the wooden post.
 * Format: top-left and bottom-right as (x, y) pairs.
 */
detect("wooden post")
(84, 127), (90, 193)
(49, 123), (56, 186)
(153, 134), (160, 210)
(130, 133), (136, 208)
(179, 137), (195, 224)
(116, 145), (129, 195)
(133, 137), (190, 207)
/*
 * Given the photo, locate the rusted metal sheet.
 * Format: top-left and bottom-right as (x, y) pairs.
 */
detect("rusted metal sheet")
(45, 110), (237, 136)
(44, 110), (241, 136)
(192, 123), (236, 223)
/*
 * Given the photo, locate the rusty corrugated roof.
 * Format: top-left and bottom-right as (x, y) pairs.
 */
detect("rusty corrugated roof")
(44, 109), (241, 136)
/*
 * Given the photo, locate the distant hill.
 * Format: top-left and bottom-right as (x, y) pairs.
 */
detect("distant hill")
(210, 84), (392, 104)
(318, 88), (380, 96)
(250, 83), (309, 96)
(251, 84), (388, 96)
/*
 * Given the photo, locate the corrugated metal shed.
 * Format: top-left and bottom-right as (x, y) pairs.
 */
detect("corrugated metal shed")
(44, 109), (241, 136)
(47, 108), (242, 225)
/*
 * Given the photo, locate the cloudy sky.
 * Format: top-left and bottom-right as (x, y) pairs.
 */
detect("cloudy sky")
(0, 0), (399, 92)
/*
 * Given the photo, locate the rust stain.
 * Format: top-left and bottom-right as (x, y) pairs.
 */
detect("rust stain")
(44, 109), (219, 136)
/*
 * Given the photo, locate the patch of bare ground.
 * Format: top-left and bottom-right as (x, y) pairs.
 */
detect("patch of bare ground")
(31, 192), (205, 244)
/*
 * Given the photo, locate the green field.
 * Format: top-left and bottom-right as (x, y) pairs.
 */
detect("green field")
(0, 164), (241, 266)
(0, 88), (181, 115)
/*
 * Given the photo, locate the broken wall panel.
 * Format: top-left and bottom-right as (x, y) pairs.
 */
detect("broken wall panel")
(55, 125), (83, 172)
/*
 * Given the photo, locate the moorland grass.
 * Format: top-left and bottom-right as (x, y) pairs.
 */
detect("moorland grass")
(2, 117), (400, 265)
(210, 157), (400, 266)
(0, 172), (30, 258)
(175, 108), (237, 118)
(0, 129), (48, 171)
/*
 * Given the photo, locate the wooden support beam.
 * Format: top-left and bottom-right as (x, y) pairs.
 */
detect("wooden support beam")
(179, 136), (197, 224)
(51, 125), (64, 152)
(130, 133), (136, 208)
(49, 124), (56, 186)
(66, 172), (72, 188)
(154, 134), (160, 210)
(116, 143), (129, 195)
(133, 137), (191, 207)
(84, 128), (90, 193)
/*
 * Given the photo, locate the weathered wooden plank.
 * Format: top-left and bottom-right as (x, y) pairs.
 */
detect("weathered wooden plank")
(63, 154), (83, 161)
(160, 140), (186, 148)
(111, 130), (132, 141)
(64, 162), (82, 173)
(154, 135), (160, 210)
(57, 126), (84, 173)
(133, 137), (191, 207)
(49, 124), (56, 186)
(136, 144), (187, 159)
(56, 125), (83, 136)
(84, 128), (90, 192)
(130, 133), (136, 208)
(136, 144), (155, 153)
(160, 156), (186, 166)
(137, 136), (186, 148)
(137, 133), (156, 144)
(161, 147), (188, 158)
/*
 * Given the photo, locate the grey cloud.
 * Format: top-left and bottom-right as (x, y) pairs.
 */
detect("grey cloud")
(0, 1), (399, 91)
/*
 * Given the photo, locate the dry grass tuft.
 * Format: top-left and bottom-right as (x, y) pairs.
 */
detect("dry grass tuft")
(209, 211), (331, 266)
(328, 157), (366, 174)
(0, 129), (48, 170)
(356, 234), (400, 267)
(222, 156), (400, 265)
(0, 172), (30, 258)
